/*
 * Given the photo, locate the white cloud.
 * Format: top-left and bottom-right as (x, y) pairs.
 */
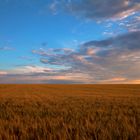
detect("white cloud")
(0, 71), (7, 75)
(10, 65), (53, 74)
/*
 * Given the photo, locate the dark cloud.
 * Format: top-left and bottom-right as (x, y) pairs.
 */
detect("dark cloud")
(31, 31), (140, 83)
(67, 0), (140, 20)
(82, 31), (140, 51)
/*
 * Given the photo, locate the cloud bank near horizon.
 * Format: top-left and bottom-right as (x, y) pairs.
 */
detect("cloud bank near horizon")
(1, 30), (140, 84)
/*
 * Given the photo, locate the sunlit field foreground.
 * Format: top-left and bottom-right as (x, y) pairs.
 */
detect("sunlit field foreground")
(0, 84), (139, 140)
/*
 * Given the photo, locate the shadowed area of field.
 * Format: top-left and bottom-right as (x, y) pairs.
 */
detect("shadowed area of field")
(0, 84), (140, 140)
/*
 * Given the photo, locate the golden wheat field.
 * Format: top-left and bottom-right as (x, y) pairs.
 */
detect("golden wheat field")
(0, 84), (139, 140)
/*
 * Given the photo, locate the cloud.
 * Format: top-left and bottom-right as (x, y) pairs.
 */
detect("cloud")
(2, 31), (139, 84)
(119, 13), (140, 31)
(97, 78), (140, 84)
(49, 0), (59, 15)
(11, 65), (53, 74)
(0, 69), (91, 84)
(0, 71), (7, 75)
(81, 31), (140, 79)
(82, 31), (140, 50)
(0, 72), (139, 84)
(0, 46), (14, 51)
(67, 0), (140, 20)
(31, 31), (140, 83)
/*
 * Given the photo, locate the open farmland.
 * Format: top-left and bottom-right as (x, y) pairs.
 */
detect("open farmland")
(0, 84), (139, 140)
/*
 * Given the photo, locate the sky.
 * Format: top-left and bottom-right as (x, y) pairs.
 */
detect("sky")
(0, 0), (140, 84)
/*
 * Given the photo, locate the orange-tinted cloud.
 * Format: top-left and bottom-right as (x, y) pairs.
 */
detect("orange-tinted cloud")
(0, 71), (7, 75)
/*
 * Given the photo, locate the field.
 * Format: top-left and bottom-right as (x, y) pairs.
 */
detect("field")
(0, 84), (139, 140)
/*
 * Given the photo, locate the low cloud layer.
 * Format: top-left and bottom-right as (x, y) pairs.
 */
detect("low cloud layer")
(1, 31), (139, 83)
(29, 31), (140, 83)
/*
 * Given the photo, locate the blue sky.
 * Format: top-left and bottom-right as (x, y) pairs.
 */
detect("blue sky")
(0, 0), (140, 83)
